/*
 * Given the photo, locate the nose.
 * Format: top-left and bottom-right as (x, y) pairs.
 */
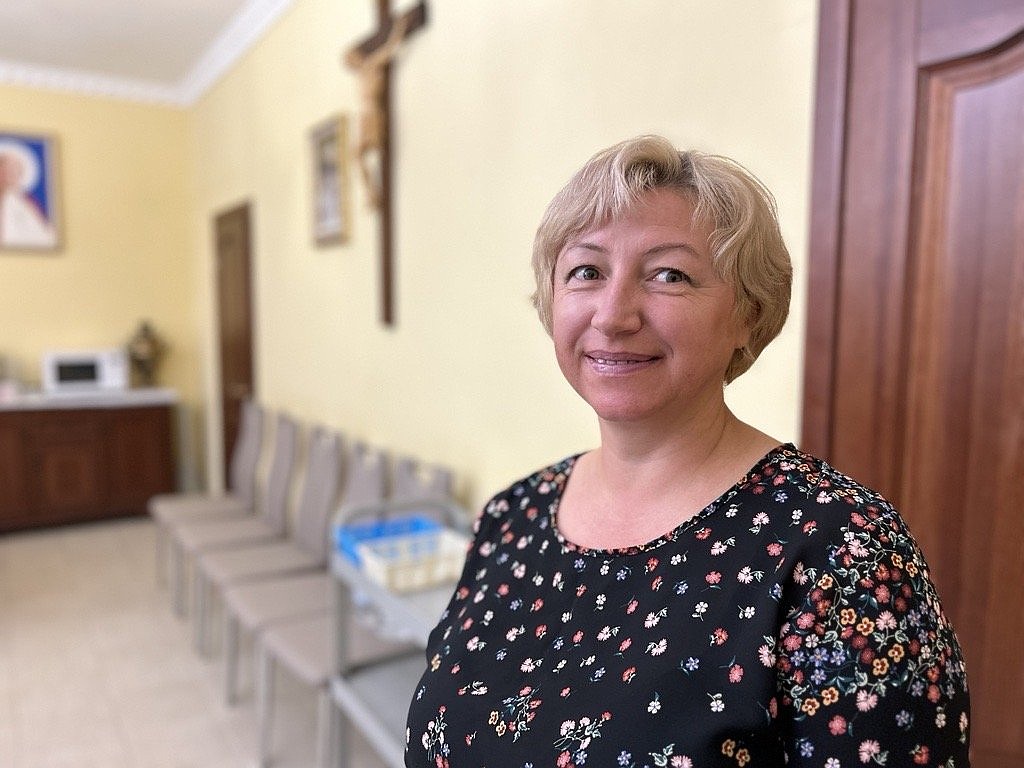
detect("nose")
(591, 277), (642, 335)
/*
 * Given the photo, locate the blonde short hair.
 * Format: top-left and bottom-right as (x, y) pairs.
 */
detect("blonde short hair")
(531, 135), (792, 383)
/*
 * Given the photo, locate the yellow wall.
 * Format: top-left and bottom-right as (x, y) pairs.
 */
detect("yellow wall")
(192, 0), (818, 510)
(0, 85), (203, 484)
(0, 0), (818, 512)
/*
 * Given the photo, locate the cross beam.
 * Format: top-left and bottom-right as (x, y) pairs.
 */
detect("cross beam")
(347, 0), (428, 326)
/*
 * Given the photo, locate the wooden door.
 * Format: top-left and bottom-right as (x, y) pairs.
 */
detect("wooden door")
(214, 204), (256, 484)
(802, 2), (1024, 766)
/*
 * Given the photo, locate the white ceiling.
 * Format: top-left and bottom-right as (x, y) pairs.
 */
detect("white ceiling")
(0, 0), (297, 106)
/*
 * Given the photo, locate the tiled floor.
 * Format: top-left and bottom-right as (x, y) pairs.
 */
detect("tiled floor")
(0, 518), (379, 768)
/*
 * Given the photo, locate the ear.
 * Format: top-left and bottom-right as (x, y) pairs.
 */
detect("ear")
(731, 299), (755, 351)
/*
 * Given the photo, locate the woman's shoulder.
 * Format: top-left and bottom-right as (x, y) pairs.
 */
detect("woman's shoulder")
(743, 443), (919, 553)
(753, 444), (891, 505)
(468, 456), (581, 548)
(481, 453), (577, 508)
(753, 445), (938, 583)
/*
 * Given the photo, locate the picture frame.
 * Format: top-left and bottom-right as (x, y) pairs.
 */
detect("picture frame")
(0, 131), (61, 252)
(310, 115), (350, 246)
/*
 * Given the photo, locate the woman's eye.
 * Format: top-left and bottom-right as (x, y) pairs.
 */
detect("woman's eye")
(569, 265), (601, 281)
(654, 268), (690, 284)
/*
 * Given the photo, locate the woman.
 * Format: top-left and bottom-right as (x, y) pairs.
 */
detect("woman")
(405, 136), (970, 767)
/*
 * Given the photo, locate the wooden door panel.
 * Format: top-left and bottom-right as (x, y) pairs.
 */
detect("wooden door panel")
(0, 416), (31, 523)
(215, 204), (255, 484)
(36, 417), (105, 516)
(803, 3), (1024, 766)
(902, 36), (1024, 760)
(107, 407), (176, 512)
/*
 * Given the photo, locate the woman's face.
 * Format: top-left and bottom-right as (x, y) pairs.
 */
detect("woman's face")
(551, 187), (749, 428)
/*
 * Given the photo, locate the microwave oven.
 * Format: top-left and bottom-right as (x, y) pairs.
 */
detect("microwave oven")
(41, 348), (129, 394)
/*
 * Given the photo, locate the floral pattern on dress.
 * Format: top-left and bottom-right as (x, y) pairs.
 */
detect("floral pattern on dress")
(405, 445), (970, 767)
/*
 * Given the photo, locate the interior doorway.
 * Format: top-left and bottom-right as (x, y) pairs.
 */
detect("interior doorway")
(214, 203), (256, 485)
(801, 3), (1024, 766)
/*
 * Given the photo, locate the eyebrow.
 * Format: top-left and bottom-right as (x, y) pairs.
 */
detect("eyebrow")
(563, 241), (705, 259)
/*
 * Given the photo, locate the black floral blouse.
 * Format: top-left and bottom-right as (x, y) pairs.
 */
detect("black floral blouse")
(405, 445), (970, 767)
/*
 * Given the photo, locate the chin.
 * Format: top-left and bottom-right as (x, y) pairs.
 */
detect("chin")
(585, 397), (663, 425)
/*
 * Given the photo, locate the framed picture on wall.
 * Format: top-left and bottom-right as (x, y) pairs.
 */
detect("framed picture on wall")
(0, 131), (61, 251)
(310, 115), (350, 246)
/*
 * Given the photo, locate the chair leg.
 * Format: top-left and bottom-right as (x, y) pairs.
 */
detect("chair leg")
(171, 542), (188, 617)
(155, 523), (167, 586)
(257, 640), (276, 768)
(316, 687), (335, 768)
(337, 701), (351, 768)
(193, 568), (208, 654)
(224, 612), (242, 704)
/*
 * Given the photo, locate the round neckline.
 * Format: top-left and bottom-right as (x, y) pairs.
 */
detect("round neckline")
(548, 442), (794, 557)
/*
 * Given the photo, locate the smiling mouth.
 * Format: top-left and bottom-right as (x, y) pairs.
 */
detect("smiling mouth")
(589, 356), (654, 365)
(585, 353), (659, 369)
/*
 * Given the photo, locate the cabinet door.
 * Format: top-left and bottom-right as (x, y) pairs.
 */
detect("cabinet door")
(0, 415), (33, 529)
(35, 413), (106, 520)
(106, 406), (175, 514)
(1, 404), (176, 531)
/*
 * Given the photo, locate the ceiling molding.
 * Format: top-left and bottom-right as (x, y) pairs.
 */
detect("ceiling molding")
(0, 60), (184, 106)
(0, 0), (297, 108)
(177, 0), (297, 105)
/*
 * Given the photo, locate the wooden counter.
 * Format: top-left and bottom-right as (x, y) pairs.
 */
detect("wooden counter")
(0, 389), (177, 533)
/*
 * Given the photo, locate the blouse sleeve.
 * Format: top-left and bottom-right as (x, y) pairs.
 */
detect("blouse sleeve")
(772, 500), (971, 766)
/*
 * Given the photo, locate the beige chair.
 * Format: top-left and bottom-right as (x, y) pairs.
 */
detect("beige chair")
(221, 442), (389, 703)
(167, 413), (299, 617)
(253, 459), (459, 768)
(256, 611), (418, 768)
(389, 455), (454, 501)
(191, 427), (344, 654)
(149, 399), (264, 583)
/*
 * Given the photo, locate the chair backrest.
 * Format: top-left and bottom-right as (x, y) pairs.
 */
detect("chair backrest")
(332, 442), (388, 525)
(329, 453), (467, 553)
(292, 428), (344, 559)
(256, 413), (299, 533)
(389, 456), (454, 503)
(228, 399), (264, 504)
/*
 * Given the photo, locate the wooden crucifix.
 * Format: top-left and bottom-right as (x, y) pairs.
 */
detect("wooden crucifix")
(345, 0), (428, 326)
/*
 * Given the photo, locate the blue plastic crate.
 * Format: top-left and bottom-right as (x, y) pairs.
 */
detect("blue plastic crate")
(334, 513), (442, 566)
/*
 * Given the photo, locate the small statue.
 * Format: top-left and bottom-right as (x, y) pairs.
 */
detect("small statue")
(127, 321), (166, 387)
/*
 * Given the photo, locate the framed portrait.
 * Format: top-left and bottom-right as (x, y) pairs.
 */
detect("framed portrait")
(0, 131), (61, 251)
(310, 115), (350, 246)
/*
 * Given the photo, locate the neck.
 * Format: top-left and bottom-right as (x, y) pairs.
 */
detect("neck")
(596, 383), (736, 460)
(557, 403), (780, 550)
(594, 406), (736, 489)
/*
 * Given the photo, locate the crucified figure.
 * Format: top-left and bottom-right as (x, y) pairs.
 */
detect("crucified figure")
(344, 14), (411, 209)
